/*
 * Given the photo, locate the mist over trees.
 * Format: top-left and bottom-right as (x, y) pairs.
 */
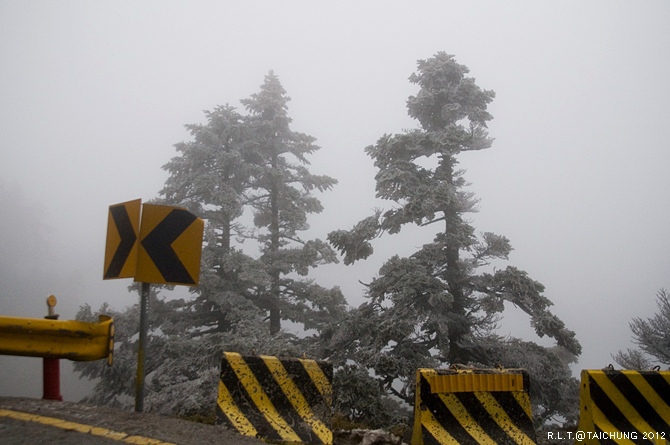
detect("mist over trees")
(75, 72), (347, 416)
(0, 181), (57, 311)
(160, 71), (346, 337)
(75, 54), (582, 428)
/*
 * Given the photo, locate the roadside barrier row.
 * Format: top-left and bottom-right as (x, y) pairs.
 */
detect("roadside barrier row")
(215, 355), (670, 445)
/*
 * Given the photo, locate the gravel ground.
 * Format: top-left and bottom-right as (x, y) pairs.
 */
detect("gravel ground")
(0, 397), (263, 445)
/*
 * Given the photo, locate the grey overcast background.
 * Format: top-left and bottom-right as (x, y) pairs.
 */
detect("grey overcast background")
(1, 1), (669, 400)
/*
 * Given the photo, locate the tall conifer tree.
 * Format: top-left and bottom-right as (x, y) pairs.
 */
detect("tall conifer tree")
(241, 72), (344, 335)
(328, 53), (581, 424)
(75, 72), (346, 417)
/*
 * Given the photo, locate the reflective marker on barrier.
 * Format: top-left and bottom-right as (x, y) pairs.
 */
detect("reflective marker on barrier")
(429, 372), (524, 394)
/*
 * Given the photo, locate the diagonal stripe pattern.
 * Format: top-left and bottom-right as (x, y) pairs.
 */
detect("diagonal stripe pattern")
(412, 368), (537, 445)
(216, 352), (333, 445)
(576, 369), (670, 444)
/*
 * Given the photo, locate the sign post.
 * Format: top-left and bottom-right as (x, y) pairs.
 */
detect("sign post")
(134, 282), (150, 413)
(104, 200), (204, 412)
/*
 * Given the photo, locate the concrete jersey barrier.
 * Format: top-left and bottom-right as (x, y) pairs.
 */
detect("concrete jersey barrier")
(216, 351), (333, 445)
(576, 369), (670, 444)
(411, 367), (537, 445)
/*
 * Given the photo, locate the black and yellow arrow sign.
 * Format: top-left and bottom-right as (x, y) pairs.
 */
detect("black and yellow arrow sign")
(103, 199), (141, 279)
(104, 201), (204, 286)
(135, 204), (204, 286)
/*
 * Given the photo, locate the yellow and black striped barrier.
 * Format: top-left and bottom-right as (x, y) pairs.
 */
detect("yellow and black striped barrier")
(216, 351), (333, 445)
(576, 368), (670, 444)
(411, 368), (537, 445)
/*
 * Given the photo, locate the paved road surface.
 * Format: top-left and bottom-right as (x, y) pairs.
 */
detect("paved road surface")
(0, 397), (263, 445)
(1, 415), (123, 445)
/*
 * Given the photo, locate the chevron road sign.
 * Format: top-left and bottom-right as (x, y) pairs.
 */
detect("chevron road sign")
(103, 201), (204, 286)
(135, 204), (204, 286)
(103, 200), (204, 413)
(103, 199), (141, 279)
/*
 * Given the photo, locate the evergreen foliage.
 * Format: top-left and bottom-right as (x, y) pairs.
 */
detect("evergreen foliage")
(160, 72), (345, 337)
(75, 57), (582, 430)
(614, 288), (670, 369)
(238, 73), (343, 334)
(75, 72), (345, 417)
(327, 52), (581, 427)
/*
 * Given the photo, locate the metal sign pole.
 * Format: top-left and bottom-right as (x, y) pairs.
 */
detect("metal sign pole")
(134, 282), (150, 412)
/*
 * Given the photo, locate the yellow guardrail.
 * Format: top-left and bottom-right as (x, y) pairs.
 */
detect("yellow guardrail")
(0, 315), (114, 364)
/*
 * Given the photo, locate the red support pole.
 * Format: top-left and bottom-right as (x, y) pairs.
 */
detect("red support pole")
(42, 295), (62, 401)
(42, 357), (62, 401)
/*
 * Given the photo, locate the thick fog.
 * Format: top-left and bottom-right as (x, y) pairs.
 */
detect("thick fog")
(1, 1), (669, 400)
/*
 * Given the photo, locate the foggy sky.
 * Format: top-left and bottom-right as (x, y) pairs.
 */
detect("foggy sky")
(1, 1), (669, 399)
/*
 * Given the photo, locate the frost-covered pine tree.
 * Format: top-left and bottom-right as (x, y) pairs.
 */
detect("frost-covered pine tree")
(328, 52), (581, 427)
(160, 72), (346, 341)
(614, 288), (670, 369)
(75, 73), (346, 418)
(240, 72), (346, 335)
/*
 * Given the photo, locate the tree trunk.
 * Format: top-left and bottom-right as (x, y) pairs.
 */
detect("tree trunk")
(269, 152), (281, 335)
(269, 296), (281, 335)
(445, 238), (467, 364)
(440, 158), (468, 364)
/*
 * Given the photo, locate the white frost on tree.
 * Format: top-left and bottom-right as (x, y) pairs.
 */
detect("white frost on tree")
(75, 73), (347, 418)
(614, 288), (670, 369)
